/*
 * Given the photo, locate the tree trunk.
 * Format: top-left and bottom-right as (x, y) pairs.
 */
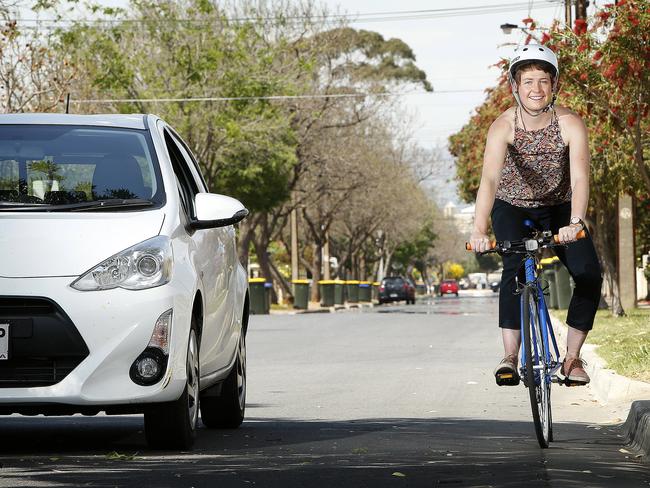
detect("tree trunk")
(592, 193), (625, 316)
(254, 237), (277, 304)
(237, 218), (255, 269)
(633, 102), (650, 195)
(310, 241), (323, 302)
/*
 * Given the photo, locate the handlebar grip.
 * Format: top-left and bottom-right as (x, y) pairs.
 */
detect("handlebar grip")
(553, 229), (586, 244)
(465, 240), (496, 251)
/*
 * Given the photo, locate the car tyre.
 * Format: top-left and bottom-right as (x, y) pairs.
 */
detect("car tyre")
(200, 332), (246, 429)
(144, 324), (200, 450)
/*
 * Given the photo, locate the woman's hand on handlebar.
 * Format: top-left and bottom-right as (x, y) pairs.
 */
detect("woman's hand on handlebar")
(557, 223), (584, 244)
(469, 231), (492, 253)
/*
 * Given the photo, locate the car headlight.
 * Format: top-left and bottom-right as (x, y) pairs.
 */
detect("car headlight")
(71, 236), (173, 291)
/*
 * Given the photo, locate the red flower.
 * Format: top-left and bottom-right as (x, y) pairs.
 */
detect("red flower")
(541, 32), (551, 44)
(522, 17), (534, 24)
(597, 11), (611, 22)
(603, 60), (621, 80)
(627, 115), (636, 127)
(580, 73), (588, 81)
(578, 42), (588, 53)
(573, 19), (588, 35)
(593, 51), (603, 61)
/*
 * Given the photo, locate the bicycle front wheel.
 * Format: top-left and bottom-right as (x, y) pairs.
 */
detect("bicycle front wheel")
(522, 285), (552, 448)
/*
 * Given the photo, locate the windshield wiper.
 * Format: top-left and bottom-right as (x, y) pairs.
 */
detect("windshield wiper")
(0, 199), (155, 212)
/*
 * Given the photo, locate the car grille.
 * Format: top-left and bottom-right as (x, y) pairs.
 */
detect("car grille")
(0, 358), (78, 387)
(0, 296), (89, 388)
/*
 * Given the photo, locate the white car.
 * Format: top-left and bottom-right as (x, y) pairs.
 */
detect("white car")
(0, 113), (249, 449)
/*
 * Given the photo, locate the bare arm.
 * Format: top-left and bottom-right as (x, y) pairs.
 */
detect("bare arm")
(566, 115), (590, 221)
(470, 117), (510, 251)
(557, 112), (590, 243)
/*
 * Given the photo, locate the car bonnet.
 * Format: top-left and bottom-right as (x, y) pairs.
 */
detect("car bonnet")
(0, 211), (165, 278)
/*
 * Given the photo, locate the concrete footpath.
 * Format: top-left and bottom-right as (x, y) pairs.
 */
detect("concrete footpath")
(552, 314), (650, 460)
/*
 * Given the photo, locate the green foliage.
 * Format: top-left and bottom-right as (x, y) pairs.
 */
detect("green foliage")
(61, 0), (299, 213)
(308, 27), (433, 92)
(392, 223), (437, 271)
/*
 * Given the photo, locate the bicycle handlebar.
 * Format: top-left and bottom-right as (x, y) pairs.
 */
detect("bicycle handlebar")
(465, 229), (586, 252)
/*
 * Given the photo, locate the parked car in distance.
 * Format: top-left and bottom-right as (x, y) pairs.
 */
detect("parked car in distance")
(0, 113), (250, 450)
(439, 279), (460, 297)
(378, 276), (416, 305)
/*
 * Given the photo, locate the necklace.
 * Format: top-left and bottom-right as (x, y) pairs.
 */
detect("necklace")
(519, 106), (552, 132)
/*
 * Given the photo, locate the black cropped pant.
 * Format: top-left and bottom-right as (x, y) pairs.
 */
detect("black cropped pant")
(491, 199), (603, 332)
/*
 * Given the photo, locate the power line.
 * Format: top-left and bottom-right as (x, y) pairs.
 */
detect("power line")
(69, 89), (487, 105)
(15, 2), (558, 26)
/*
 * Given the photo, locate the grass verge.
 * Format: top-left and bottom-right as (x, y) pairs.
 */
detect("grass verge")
(586, 308), (650, 383)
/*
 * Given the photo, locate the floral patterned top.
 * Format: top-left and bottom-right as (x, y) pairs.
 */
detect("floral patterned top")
(495, 108), (571, 208)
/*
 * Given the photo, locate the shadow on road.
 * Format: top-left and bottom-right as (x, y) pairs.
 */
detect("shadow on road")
(0, 416), (647, 487)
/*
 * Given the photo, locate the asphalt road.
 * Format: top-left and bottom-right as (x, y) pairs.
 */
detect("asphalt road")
(0, 293), (648, 487)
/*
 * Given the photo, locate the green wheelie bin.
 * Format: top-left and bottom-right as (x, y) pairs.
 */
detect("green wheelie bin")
(540, 257), (559, 309)
(292, 279), (310, 310)
(249, 278), (268, 315)
(319, 280), (336, 307)
(555, 263), (573, 309)
(358, 281), (372, 302)
(334, 280), (345, 305)
(345, 280), (360, 303)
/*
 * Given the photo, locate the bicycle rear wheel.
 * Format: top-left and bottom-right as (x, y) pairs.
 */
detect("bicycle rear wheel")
(522, 285), (552, 448)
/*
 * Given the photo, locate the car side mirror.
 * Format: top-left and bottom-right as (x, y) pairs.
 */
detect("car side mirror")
(190, 193), (249, 229)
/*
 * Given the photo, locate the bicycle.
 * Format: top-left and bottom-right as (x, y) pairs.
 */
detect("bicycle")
(466, 220), (586, 448)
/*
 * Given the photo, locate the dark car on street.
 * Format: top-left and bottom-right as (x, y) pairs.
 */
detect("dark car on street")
(439, 279), (459, 297)
(378, 276), (416, 305)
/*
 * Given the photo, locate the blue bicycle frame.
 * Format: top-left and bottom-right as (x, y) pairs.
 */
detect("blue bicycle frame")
(519, 255), (562, 383)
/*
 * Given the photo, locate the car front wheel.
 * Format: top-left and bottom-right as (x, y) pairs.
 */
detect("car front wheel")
(145, 325), (200, 450)
(200, 332), (246, 428)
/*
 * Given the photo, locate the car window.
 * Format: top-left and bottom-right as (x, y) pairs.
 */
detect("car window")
(163, 129), (199, 219)
(0, 125), (162, 206)
(167, 129), (208, 193)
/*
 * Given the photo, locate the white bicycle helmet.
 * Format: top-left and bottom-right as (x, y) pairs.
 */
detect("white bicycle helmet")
(509, 44), (559, 113)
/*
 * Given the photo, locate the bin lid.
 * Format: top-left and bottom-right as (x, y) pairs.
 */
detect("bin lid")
(345, 280), (360, 284)
(263, 282), (273, 288)
(291, 279), (310, 284)
(248, 278), (266, 283)
(318, 280), (337, 284)
(540, 256), (560, 265)
(373, 282), (380, 286)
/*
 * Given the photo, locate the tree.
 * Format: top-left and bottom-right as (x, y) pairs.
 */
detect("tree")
(1, 11), (76, 112)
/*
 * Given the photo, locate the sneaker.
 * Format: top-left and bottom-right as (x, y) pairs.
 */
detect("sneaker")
(494, 354), (520, 386)
(561, 357), (590, 385)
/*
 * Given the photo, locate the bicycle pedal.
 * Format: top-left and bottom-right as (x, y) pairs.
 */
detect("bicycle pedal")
(495, 372), (520, 386)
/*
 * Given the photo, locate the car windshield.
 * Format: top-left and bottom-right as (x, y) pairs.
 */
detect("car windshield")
(0, 125), (163, 209)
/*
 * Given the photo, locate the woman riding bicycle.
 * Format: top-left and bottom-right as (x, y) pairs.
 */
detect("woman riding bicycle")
(469, 44), (602, 386)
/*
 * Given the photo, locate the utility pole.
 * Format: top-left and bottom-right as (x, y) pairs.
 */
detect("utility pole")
(618, 194), (637, 311)
(290, 206), (299, 282)
(575, 0), (588, 20)
(322, 231), (331, 280)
